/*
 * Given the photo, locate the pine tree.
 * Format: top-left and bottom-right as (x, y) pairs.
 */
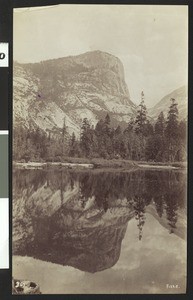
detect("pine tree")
(95, 119), (104, 135)
(148, 111), (166, 162)
(124, 118), (135, 159)
(69, 132), (76, 157)
(178, 120), (187, 142)
(80, 118), (91, 157)
(120, 140), (127, 158)
(165, 98), (179, 139)
(155, 111), (165, 136)
(165, 193), (178, 234)
(165, 98), (179, 161)
(113, 125), (122, 157)
(133, 92), (149, 160)
(61, 117), (68, 156)
(105, 113), (110, 126)
(135, 91), (147, 135)
(125, 117), (135, 133)
(81, 118), (90, 133)
(62, 117), (67, 136)
(133, 195), (146, 241)
(104, 113), (111, 135)
(154, 195), (164, 218)
(143, 119), (154, 137)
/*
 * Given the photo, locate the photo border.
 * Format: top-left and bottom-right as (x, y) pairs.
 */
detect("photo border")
(0, 0), (192, 299)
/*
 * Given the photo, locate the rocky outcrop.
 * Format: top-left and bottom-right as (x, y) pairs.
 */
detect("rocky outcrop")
(13, 51), (137, 137)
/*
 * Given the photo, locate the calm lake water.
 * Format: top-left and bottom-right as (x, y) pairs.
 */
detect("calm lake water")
(13, 168), (187, 294)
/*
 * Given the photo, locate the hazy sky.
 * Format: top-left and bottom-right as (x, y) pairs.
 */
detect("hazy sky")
(14, 5), (188, 107)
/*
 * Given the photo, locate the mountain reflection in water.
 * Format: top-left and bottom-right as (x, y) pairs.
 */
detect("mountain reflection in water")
(13, 169), (186, 275)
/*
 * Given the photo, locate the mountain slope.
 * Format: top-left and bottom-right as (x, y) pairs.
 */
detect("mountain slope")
(13, 51), (137, 137)
(149, 85), (188, 120)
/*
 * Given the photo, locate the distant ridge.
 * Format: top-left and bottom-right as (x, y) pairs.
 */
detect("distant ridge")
(149, 85), (187, 120)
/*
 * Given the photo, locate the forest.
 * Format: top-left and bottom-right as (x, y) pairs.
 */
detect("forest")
(13, 97), (187, 163)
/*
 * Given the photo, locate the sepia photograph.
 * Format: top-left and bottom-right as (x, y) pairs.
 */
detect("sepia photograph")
(12, 4), (188, 294)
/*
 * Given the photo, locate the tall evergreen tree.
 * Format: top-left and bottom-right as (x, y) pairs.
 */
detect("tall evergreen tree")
(95, 119), (104, 135)
(81, 118), (90, 133)
(69, 132), (76, 157)
(120, 141), (127, 158)
(178, 120), (187, 142)
(155, 111), (165, 136)
(143, 119), (154, 137)
(135, 91), (147, 135)
(133, 195), (146, 241)
(80, 118), (92, 157)
(62, 117), (67, 135)
(165, 98), (179, 139)
(104, 113), (111, 135)
(125, 117), (135, 134)
(165, 98), (179, 161)
(104, 113), (110, 126)
(147, 111), (166, 162)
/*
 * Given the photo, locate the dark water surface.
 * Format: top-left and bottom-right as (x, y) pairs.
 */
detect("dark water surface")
(13, 168), (187, 294)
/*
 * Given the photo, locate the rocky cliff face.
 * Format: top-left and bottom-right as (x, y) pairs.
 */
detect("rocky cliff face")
(13, 51), (136, 137)
(149, 85), (188, 121)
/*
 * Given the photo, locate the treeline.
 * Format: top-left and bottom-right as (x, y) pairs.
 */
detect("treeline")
(13, 122), (70, 162)
(13, 97), (187, 163)
(73, 97), (187, 162)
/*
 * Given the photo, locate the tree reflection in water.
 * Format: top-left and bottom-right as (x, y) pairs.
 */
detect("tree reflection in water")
(13, 169), (186, 272)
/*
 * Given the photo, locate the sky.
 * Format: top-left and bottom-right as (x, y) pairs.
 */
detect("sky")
(13, 5), (188, 108)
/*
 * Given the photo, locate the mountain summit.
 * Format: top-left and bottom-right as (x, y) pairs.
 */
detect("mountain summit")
(149, 85), (187, 120)
(13, 51), (136, 136)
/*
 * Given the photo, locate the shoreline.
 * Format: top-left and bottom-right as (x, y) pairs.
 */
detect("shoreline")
(13, 159), (187, 171)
